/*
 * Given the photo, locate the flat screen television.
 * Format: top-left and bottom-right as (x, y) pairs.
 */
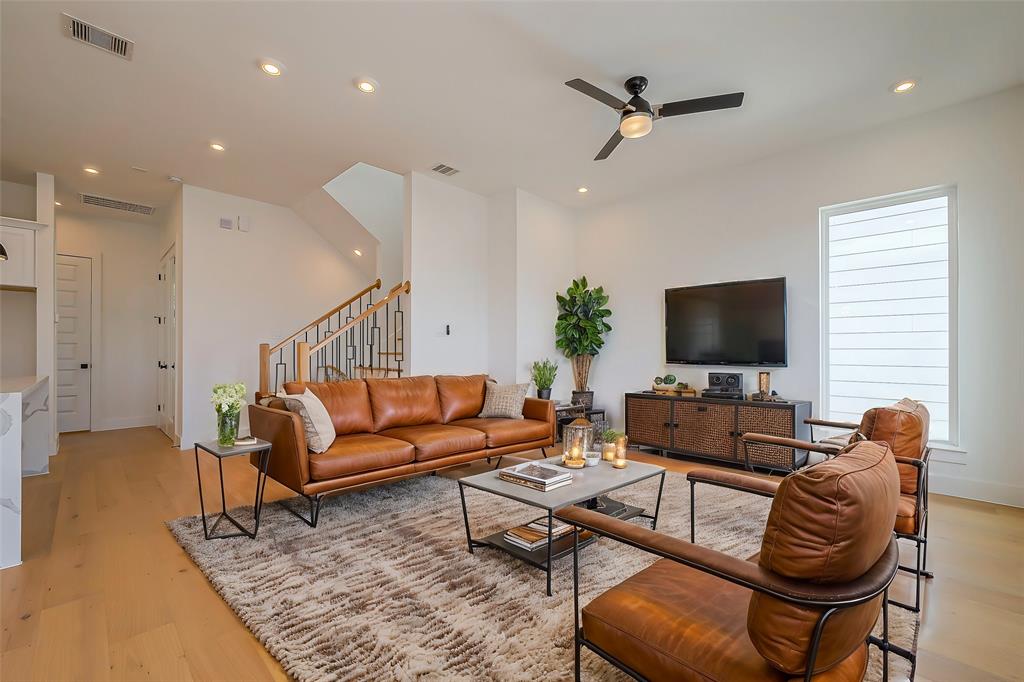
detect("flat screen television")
(665, 277), (787, 366)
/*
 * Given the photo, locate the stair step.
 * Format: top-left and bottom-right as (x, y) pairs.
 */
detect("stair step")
(379, 352), (404, 356)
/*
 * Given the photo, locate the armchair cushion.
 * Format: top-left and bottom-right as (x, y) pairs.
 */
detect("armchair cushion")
(895, 493), (918, 535)
(749, 440), (899, 674)
(859, 398), (930, 495)
(583, 558), (869, 682)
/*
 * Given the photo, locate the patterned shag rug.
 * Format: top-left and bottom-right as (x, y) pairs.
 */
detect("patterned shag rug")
(167, 470), (918, 681)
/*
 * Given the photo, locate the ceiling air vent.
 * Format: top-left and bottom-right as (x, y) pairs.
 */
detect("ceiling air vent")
(61, 13), (134, 60)
(431, 163), (460, 177)
(80, 193), (155, 216)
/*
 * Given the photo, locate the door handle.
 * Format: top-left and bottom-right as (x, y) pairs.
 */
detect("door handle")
(158, 362), (168, 369)
(80, 363), (90, 369)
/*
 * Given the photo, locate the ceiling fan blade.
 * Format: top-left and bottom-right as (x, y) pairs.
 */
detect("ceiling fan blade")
(594, 130), (623, 161)
(657, 92), (745, 118)
(566, 78), (628, 110)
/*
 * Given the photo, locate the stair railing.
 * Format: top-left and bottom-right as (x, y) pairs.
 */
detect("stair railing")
(297, 280), (410, 384)
(259, 278), (380, 395)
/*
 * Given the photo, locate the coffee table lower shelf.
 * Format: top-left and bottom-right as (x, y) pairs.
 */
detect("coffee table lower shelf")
(466, 498), (646, 587)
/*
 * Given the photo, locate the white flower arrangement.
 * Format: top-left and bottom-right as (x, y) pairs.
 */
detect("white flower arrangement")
(211, 382), (247, 415)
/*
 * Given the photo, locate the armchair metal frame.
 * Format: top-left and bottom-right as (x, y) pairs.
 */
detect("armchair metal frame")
(557, 506), (900, 682)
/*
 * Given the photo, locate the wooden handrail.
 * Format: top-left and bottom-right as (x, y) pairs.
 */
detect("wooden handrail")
(309, 281), (411, 354)
(269, 278), (381, 353)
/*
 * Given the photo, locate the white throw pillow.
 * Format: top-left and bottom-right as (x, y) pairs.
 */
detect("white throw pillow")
(276, 388), (336, 454)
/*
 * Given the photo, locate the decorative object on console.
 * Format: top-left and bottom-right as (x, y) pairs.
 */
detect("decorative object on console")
(478, 381), (530, 419)
(752, 370), (780, 401)
(652, 374), (690, 394)
(530, 359), (557, 400)
(701, 372), (744, 400)
(555, 276), (612, 409)
(211, 382), (247, 446)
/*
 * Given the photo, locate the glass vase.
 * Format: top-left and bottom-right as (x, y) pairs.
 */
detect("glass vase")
(217, 409), (240, 447)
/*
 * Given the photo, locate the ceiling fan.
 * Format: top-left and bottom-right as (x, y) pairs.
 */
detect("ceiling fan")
(565, 76), (744, 160)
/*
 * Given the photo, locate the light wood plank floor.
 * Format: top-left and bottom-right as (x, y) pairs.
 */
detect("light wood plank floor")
(2, 427), (1021, 681)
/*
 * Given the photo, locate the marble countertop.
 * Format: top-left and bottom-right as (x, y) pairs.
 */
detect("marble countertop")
(0, 375), (47, 394)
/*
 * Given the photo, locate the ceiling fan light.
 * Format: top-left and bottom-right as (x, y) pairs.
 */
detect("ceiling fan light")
(619, 111), (653, 139)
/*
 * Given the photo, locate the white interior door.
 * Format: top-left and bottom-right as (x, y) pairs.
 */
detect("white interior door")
(56, 254), (92, 432)
(158, 249), (177, 440)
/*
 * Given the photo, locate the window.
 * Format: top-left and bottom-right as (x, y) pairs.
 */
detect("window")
(820, 187), (957, 444)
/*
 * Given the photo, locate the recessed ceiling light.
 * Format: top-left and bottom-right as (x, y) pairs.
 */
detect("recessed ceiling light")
(83, 166), (99, 174)
(209, 142), (226, 152)
(353, 249), (363, 256)
(259, 59), (284, 77)
(892, 80), (916, 94)
(168, 175), (183, 183)
(577, 186), (589, 194)
(54, 201), (62, 206)
(354, 78), (378, 94)
(131, 166), (149, 173)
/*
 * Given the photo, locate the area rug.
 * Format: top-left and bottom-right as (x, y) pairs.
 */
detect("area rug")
(168, 471), (918, 681)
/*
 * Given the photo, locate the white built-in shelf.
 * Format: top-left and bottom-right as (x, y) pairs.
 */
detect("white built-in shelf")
(1, 216), (48, 230)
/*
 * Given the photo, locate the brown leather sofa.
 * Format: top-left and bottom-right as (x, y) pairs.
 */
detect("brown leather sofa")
(249, 374), (555, 526)
(557, 440), (901, 682)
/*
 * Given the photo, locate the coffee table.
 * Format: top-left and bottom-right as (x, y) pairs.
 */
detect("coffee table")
(457, 456), (666, 595)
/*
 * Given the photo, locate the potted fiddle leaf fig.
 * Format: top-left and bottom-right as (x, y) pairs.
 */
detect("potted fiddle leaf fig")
(555, 276), (612, 408)
(531, 359), (557, 400)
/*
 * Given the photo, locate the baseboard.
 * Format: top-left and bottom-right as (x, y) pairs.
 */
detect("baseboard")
(929, 472), (1024, 508)
(93, 416), (157, 431)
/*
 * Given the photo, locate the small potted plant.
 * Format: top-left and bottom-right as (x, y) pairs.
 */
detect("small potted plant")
(531, 359), (557, 400)
(211, 382), (247, 446)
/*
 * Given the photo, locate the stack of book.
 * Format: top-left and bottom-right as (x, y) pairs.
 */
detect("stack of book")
(498, 462), (572, 492)
(504, 517), (576, 551)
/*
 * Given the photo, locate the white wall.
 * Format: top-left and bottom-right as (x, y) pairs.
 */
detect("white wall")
(0, 180), (36, 220)
(514, 190), (577, 399)
(179, 184), (367, 446)
(486, 189), (518, 384)
(576, 86), (1024, 506)
(0, 290), (36, 376)
(57, 213), (162, 431)
(324, 163), (404, 289)
(34, 173), (57, 459)
(405, 172), (489, 376)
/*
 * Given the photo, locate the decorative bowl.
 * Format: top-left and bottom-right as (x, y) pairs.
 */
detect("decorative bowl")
(584, 452), (601, 467)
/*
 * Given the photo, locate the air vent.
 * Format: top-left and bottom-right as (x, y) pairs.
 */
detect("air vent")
(431, 163), (460, 177)
(80, 193), (155, 216)
(62, 13), (134, 60)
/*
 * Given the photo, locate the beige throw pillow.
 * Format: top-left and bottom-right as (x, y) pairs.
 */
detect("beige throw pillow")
(477, 381), (529, 420)
(277, 388), (335, 453)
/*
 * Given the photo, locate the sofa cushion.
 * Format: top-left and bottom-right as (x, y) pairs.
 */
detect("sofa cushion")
(435, 375), (488, 423)
(283, 380), (374, 435)
(380, 424), (486, 461)
(582, 558), (868, 682)
(450, 417), (550, 448)
(308, 434), (414, 481)
(365, 376), (443, 431)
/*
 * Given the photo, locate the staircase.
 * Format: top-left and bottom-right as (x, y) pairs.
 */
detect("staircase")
(259, 278), (411, 395)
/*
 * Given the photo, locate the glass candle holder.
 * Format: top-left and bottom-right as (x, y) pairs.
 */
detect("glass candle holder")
(601, 442), (617, 461)
(563, 417), (594, 456)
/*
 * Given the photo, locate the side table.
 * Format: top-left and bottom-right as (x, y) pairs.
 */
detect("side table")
(193, 438), (272, 540)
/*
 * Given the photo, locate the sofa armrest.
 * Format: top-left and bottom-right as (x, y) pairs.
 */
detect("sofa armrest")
(687, 468), (780, 498)
(555, 506), (899, 606)
(248, 403), (310, 493)
(523, 397), (556, 442)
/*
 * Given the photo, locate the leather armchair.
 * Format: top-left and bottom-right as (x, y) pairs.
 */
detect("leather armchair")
(557, 441), (901, 682)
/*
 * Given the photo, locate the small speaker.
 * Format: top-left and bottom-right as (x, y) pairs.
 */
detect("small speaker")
(708, 372), (743, 390)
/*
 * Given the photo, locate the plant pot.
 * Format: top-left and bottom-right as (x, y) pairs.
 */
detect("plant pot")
(217, 409), (240, 447)
(572, 390), (594, 410)
(536, 388), (552, 400)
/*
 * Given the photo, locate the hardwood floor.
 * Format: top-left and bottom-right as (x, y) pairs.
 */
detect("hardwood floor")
(2, 427), (1021, 681)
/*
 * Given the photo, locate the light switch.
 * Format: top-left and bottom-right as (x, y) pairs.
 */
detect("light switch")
(237, 215), (250, 232)
(219, 217), (234, 230)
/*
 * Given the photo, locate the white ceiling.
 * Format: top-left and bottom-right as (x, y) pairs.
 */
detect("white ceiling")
(2, 1), (1022, 221)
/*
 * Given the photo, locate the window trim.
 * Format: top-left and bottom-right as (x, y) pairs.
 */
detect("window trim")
(819, 185), (958, 447)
